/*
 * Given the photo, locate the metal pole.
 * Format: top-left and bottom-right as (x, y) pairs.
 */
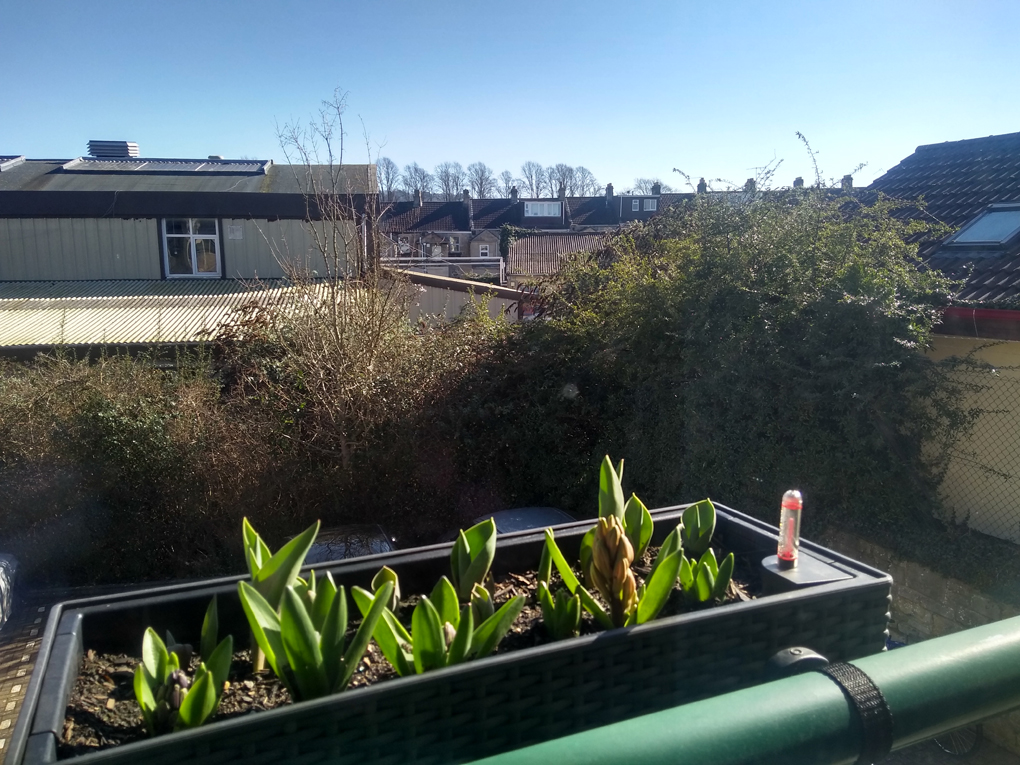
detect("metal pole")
(467, 615), (1020, 765)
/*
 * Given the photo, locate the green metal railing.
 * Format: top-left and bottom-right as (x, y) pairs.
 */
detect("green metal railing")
(468, 615), (1020, 765)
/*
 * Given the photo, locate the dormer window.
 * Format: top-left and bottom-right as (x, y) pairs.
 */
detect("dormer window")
(524, 202), (562, 217)
(644, 199), (657, 211)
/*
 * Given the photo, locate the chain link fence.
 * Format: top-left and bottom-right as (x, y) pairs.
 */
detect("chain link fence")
(939, 368), (1020, 545)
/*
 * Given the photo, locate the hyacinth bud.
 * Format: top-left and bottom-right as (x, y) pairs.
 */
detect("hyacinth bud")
(590, 516), (637, 626)
(443, 621), (458, 648)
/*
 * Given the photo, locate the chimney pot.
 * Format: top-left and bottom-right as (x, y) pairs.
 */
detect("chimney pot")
(510, 186), (519, 203)
(841, 174), (853, 191)
(414, 189), (422, 208)
(557, 182), (566, 200)
(744, 178), (756, 192)
(462, 188), (470, 201)
(697, 178), (707, 194)
(651, 182), (661, 196)
(793, 177), (804, 188)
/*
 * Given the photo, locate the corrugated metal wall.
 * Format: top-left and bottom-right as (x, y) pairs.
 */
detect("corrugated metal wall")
(0, 218), (353, 282)
(409, 284), (518, 323)
(0, 218), (159, 280)
(222, 219), (351, 279)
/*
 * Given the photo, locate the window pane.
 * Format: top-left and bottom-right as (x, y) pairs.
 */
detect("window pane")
(956, 210), (1020, 243)
(632, 199), (640, 211)
(192, 219), (218, 236)
(166, 238), (193, 274)
(165, 219), (190, 235)
(194, 239), (219, 273)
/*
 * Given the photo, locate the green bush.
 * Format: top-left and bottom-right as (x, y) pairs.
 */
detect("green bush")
(449, 187), (975, 535)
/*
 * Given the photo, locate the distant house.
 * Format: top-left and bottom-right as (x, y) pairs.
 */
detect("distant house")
(379, 182), (673, 284)
(0, 142), (376, 282)
(0, 140), (377, 351)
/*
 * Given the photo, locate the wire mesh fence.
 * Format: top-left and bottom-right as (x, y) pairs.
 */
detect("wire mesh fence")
(939, 368), (1020, 545)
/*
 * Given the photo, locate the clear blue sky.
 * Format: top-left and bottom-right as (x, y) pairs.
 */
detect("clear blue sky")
(3, 0), (1017, 190)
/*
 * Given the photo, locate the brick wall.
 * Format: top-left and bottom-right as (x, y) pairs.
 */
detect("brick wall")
(822, 529), (1020, 754)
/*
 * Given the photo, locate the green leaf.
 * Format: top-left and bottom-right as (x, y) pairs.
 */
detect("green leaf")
(447, 605), (473, 665)
(237, 580), (286, 680)
(142, 628), (168, 686)
(713, 552), (735, 601)
(635, 549), (682, 625)
(577, 586), (614, 630)
(537, 581), (555, 624)
(695, 563), (715, 603)
(623, 494), (653, 558)
(679, 554), (694, 591)
(337, 580), (392, 691)
(352, 586), (412, 677)
(537, 538), (552, 584)
(133, 665), (156, 735)
(204, 635), (233, 693)
(430, 576), (461, 629)
(453, 519), (497, 601)
(546, 530), (580, 593)
(280, 586), (327, 701)
(699, 548), (718, 579)
(200, 596), (219, 666)
(598, 455), (625, 521)
(412, 597), (447, 673)
(651, 525), (682, 579)
(252, 520), (320, 608)
(472, 595), (524, 658)
(311, 572), (336, 633)
(320, 584), (348, 688)
(176, 669), (218, 730)
(470, 583), (494, 624)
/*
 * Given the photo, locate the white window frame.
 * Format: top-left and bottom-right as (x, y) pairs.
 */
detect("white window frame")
(644, 198), (657, 211)
(524, 201), (562, 217)
(632, 199), (640, 211)
(162, 218), (221, 278)
(450, 236), (460, 253)
(479, 244), (490, 257)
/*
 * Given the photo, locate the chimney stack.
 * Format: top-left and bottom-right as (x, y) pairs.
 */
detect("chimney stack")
(744, 178), (756, 193)
(414, 189), (422, 208)
(510, 186), (519, 203)
(841, 174), (853, 192)
(605, 182), (614, 203)
(558, 182), (566, 200)
(793, 177), (804, 188)
(697, 178), (707, 194)
(651, 182), (661, 196)
(462, 188), (470, 202)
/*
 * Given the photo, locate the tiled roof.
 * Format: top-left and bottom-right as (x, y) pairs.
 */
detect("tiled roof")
(507, 233), (610, 277)
(869, 132), (1020, 306)
(471, 198), (519, 229)
(869, 132), (1020, 229)
(379, 201), (470, 233)
(565, 197), (616, 226)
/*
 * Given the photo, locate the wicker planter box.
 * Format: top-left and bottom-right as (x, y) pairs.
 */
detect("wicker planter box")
(10, 504), (891, 765)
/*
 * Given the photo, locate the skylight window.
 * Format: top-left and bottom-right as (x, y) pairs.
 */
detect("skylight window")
(951, 207), (1020, 245)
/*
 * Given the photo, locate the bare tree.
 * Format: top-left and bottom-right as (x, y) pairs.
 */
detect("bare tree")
(435, 161), (467, 201)
(401, 162), (434, 199)
(547, 163), (577, 196)
(377, 157), (399, 202)
(575, 166), (601, 196)
(498, 170), (516, 198)
(466, 162), (496, 198)
(632, 178), (674, 194)
(520, 161), (546, 198)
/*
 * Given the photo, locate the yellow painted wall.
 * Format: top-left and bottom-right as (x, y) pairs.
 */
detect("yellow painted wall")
(928, 335), (1020, 543)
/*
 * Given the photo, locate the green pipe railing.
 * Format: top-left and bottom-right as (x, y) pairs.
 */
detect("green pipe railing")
(468, 615), (1020, 765)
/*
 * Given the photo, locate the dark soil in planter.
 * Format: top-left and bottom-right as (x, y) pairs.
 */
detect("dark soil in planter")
(59, 545), (758, 758)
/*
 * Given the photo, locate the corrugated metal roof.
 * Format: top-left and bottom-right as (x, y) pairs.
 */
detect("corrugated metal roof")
(507, 233), (610, 277)
(63, 158), (270, 174)
(0, 279), (310, 346)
